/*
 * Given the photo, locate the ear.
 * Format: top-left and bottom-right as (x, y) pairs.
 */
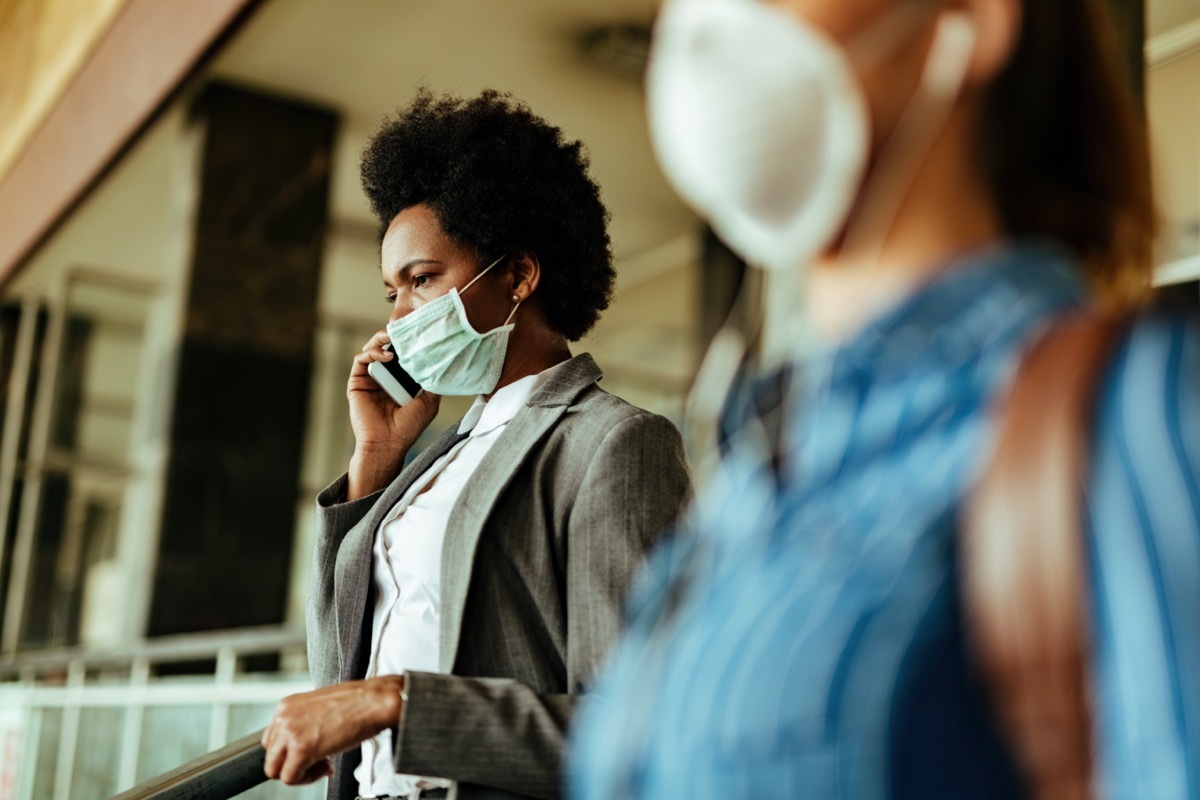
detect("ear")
(507, 249), (541, 302)
(959, 0), (1022, 89)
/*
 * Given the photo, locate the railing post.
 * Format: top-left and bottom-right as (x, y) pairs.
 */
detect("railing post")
(16, 686), (41, 800)
(51, 659), (84, 800)
(117, 657), (150, 790)
(208, 647), (237, 750)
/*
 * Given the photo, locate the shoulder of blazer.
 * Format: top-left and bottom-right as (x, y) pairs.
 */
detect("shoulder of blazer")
(526, 352), (604, 407)
(536, 354), (672, 431)
(563, 382), (660, 426)
(506, 352), (684, 473)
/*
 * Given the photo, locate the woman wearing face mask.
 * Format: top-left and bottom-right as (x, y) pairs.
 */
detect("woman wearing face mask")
(260, 88), (692, 800)
(570, 0), (1199, 798)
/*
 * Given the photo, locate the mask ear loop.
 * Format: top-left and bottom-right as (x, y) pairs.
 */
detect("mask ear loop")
(843, 0), (947, 73)
(502, 299), (521, 326)
(460, 251), (521, 326)
(460, 252), (511, 295)
(839, 11), (979, 266)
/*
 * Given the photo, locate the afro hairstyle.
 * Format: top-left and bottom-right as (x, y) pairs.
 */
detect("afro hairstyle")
(360, 87), (615, 342)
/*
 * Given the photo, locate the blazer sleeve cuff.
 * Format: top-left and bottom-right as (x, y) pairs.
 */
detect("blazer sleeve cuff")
(393, 670), (455, 778)
(315, 473), (384, 536)
(393, 670), (571, 796)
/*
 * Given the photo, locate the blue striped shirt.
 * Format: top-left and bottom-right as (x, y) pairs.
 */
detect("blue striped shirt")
(569, 243), (1200, 798)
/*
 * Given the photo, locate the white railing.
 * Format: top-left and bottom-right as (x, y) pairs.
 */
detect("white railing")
(0, 626), (322, 800)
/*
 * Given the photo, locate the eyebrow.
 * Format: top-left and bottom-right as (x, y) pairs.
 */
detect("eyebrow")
(382, 258), (442, 285)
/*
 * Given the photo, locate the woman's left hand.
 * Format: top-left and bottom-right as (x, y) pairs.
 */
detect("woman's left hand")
(261, 675), (405, 785)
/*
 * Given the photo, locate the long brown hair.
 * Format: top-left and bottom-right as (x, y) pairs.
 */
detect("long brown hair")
(966, 3), (1153, 796)
(979, 0), (1155, 309)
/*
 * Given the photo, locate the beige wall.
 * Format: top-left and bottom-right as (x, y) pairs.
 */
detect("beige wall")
(1148, 48), (1200, 232)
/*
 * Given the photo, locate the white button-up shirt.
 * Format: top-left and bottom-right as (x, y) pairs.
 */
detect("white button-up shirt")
(356, 363), (564, 798)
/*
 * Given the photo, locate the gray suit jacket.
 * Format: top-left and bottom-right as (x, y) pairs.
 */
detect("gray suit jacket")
(307, 354), (691, 800)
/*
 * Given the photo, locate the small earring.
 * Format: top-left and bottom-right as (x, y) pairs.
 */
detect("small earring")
(512, 294), (520, 303)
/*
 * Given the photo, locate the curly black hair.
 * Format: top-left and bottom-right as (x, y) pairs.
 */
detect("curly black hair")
(360, 88), (615, 341)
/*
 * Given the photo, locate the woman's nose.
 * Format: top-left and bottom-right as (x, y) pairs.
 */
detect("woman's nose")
(389, 296), (423, 325)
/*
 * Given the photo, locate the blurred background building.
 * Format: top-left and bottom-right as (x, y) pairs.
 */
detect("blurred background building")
(0, 0), (1195, 797)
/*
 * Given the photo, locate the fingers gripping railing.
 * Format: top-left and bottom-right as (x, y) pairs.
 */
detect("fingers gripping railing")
(106, 729), (267, 800)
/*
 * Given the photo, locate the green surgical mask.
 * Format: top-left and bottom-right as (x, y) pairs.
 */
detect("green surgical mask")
(386, 254), (519, 396)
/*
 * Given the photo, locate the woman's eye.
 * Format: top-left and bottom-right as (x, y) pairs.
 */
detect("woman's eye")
(414, 274), (433, 288)
(384, 293), (397, 304)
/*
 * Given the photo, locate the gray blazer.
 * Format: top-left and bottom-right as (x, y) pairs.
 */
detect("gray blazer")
(307, 354), (692, 800)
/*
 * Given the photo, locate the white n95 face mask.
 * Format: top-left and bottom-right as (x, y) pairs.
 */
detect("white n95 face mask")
(647, 0), (869, 272)
(647, 0), (974, 274)
(386, 254), (518, 396)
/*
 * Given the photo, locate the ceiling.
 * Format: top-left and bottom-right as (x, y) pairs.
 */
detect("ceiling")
(208, 0), (1199, 260)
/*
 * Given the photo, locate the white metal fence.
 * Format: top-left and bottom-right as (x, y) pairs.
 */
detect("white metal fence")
(0, 626), (325, 800)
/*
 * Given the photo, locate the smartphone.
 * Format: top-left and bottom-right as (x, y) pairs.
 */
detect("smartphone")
(367, 343), (422, 406)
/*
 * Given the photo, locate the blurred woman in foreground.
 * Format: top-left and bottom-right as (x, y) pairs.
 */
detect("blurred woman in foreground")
(570, 0), (1199, 797)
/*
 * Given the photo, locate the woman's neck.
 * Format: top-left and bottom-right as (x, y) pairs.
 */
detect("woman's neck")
(805, 107), (1003, 343)
(486, 319), (571, 399)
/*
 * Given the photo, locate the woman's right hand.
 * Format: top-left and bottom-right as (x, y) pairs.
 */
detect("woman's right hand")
(345, 330), (441, 500)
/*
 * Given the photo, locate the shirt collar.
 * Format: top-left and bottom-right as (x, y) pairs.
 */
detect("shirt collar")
(457, 359), (570, 437)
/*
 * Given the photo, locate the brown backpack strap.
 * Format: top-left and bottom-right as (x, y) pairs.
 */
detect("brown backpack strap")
(962, 313), (1127, 800)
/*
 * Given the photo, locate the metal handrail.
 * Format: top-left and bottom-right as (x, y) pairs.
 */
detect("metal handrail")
(0, 625), (306, 679)
(107, 728), (268, 800)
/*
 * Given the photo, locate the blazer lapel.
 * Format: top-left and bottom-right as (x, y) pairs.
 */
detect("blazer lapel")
(439, 354), (603, 671)
(334, 424), (466, 681)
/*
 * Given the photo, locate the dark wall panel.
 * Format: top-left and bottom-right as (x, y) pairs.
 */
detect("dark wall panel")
(149, 83), (336, 636)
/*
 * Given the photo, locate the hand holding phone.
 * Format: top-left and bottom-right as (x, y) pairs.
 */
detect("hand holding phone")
(366, 343), (423, 406)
